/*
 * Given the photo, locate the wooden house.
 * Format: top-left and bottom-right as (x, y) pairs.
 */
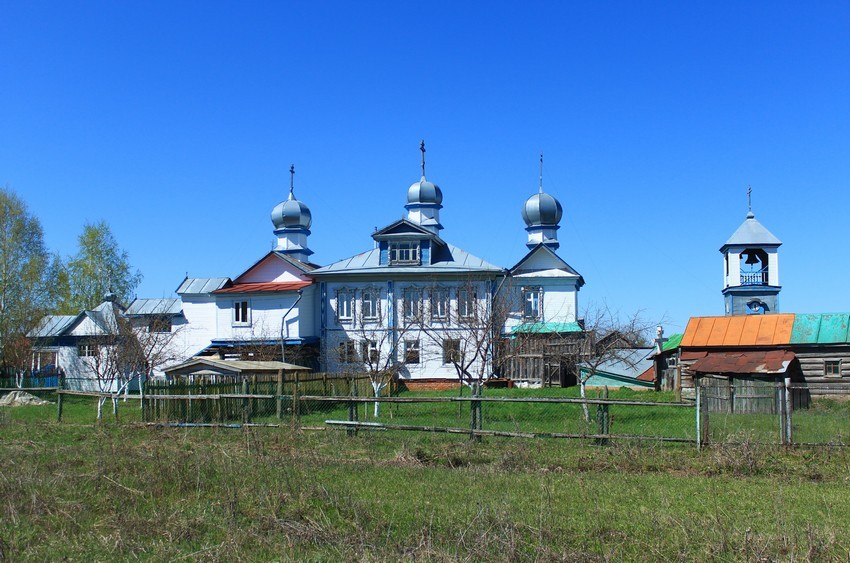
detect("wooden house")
(676, 313), (850, 412)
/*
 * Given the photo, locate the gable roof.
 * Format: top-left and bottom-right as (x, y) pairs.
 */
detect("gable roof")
(312, 242), (503, 276)
(233, 251), (317, 284)
(33, 300), (125, 339)
(509, 244), (585, 286)
(372, 218), (444, 243)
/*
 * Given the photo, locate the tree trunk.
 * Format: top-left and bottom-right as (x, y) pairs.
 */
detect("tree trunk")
(371, 380), (387, 418)
(580, 380), (590, 423)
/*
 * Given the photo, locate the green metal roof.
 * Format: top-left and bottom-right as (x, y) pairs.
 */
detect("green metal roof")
(790, 313), (850, 344)
(511, 322), (584, 334)
(663, 333), (683, 352)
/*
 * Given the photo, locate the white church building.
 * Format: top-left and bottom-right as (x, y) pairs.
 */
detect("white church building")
(173, 145), (584, 386)
(31, 145), (586, 388)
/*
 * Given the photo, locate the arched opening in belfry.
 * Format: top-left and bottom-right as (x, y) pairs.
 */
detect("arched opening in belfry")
(740, 248), (768, 285)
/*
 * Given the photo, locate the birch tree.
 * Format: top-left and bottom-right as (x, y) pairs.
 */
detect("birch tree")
(572, 305), (654, 421)
(63, 221), (142, 312)
(0, 188), (61, 380)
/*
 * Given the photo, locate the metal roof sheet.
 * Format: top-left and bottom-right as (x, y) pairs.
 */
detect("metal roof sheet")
(579, 348), (655, 380)
(690, 350), (795, 374)
(176, 277), (231, 295)
(312, 243), (503, 275)
(213, 281), (311, 294)
(511, 322), (584, 334)
(722, 212), (781, 249)
(790, 313), (850, 344)
(28, 315), (77, 338)
(681, 314), (795, 347)
(662, 333), (683, 352)
(163, 357), (310, 376)
(125, 298), (182, 316)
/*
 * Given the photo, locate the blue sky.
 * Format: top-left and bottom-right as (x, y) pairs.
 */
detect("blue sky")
(3, 1), (849, 334)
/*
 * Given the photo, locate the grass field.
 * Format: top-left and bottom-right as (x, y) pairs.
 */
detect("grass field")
(2, 403), (850, 560)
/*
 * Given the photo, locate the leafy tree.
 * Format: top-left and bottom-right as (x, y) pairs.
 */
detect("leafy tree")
(64, 221), (142, 311)
(0, 188), (59, 376)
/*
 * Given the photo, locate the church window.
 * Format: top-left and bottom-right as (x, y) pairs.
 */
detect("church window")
(522, 287), (542, 320)
(78, 343), (98, 357)
(338, 340), (357, 363)
(233, 301), (251, 325)
(403, 288), (422, 320)
(443, 339), (462, 365)
(389, 241), (420, 265)
(336, 290), (353, 322)
(404, 339), (420, 364)
(361, 339), (379, 364)
(824, 360), (842, 377)
(362, 288), (379, 320)
(458, 288), (476, 319)
(431, 288), (449, 320)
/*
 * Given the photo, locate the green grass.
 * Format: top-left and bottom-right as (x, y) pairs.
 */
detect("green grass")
(0, 419), (849, 560)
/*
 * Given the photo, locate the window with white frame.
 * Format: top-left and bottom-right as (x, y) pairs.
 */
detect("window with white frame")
(403, 287), (422, 320)
(522, 287), (542, 320)
(431, 288), (449, 320)
(338, 340), (357, 363)
(361, 288), (379, 321)
(389, 241), (420, 265)
(33, 350), (58, 371)
(361, 339), (379, 364)
(78, 343), (98, 357)
(458, 288), (476, 319)
(404, 339), (420, 364)
(336, 290), (353, 322)
(443, 339), (462, 365)
(824, 359), (842, 377)
(233, 300), (251, 325)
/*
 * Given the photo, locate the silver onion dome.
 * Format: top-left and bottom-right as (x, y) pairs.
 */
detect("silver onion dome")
(407, 176), (443, 206)
(522, 191), (563, 227)
(271, 190), (312, 230)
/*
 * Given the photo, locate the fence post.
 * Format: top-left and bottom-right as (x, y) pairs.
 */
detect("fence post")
(294, 371), (301, 430)
(56, 391), (64, 422)
(784, 377), (793, 446)
(347, 373), (358, 437)
(595, 386), (610, 446)
(778, 381), (786, 445)
(276, 369), (284, 420)
(241, 377), (249, 424)
(695, 378), (702, 450)
(140, 373), (146, 422)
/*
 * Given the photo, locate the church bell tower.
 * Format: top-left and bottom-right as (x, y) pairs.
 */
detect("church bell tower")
(720, 189), (781, 315)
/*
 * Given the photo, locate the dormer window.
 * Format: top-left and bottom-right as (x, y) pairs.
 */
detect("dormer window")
(389, 241), (420, 265)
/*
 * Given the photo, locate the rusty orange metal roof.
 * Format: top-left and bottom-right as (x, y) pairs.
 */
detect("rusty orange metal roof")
(681, 314), (795, 347)
(690, 350), (796, 374)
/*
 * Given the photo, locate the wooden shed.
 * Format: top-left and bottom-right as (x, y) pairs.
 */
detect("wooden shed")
(163, 357), (311, 383)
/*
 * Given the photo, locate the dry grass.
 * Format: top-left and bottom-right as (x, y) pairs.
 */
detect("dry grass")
(0, 419), (849, 560)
